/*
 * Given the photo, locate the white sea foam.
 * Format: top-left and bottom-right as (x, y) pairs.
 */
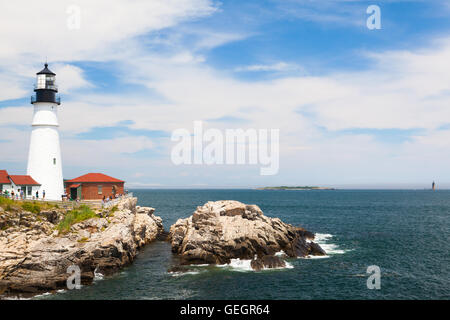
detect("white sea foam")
(274, 250), (286, 257)
(169, 270), (202, 277)
(308, 233), (351, 256)
(224, 258), (253, 271)
(3, 295), (32, 300)
(317, 243), (347, 255)
(94, 267), (104, 281)
(304, 255), (330, 259)
(218, 258), (294, 272)
(314, 233), (333, 242)
(33, 292), (52, 299)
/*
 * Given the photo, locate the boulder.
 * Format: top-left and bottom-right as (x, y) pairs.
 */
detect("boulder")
(40, 210), (60, 224)
(136, 206), (155, 216)
(250, 255), (286, 271)
(0, 197), (165, 298)
(168, 200), (326, 270)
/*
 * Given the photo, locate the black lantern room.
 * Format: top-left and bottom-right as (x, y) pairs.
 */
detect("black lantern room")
(31, 63), (61, 105)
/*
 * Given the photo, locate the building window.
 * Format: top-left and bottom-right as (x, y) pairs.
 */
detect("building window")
(53, 158), (56, 165)
(98, 185), (102, 194)
(27, 186), (32, 196)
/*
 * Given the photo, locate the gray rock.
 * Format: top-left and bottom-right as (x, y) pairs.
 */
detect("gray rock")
(168, 200), (326, 268)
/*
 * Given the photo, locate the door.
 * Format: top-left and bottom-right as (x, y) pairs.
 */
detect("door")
(70, 187), (78, 200)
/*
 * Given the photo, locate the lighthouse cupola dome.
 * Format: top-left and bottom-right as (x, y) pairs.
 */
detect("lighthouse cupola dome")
(32, 63), (60, 105)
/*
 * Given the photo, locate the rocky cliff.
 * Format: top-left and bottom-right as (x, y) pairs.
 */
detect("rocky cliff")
(168, 200), (326, 270)
(0, 197), (164, 297)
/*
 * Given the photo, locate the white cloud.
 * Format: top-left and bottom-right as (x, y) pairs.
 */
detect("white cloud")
(234, 62), (304, 73)
(0, 0), (217, 101)
(0, 0), (216, 61)
(53, 64), (92, 93)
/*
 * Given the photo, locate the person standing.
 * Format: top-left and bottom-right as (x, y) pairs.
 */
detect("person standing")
(36, 190), (39, 199)
(42, 190), (46, 200)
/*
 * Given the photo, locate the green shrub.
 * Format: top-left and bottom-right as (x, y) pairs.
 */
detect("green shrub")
(21, 202), (41, 214)
(0, 196), (14, 208)
(57, 205), (97, 234)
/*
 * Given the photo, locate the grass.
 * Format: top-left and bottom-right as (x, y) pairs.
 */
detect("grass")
(0, 196), (14, 208)
(57, 205), (98, 234)
(0, 197), (59, 213)
(21, 202), (41, 214)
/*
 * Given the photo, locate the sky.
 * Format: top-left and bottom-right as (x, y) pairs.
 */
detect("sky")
(1, 0), (450, 188)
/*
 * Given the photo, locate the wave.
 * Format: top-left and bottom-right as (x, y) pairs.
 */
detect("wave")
(274, 250), (286, 257)
(304, 233), (351, 258)
(169, 233), (348, 275)
(169, 270), (203, 277)
(218, 258), (294, 272)
(94, 267), (104, 281)
(314, 233), (333, 242)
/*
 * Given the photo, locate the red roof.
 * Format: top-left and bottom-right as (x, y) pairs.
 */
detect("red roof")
(0, 170), (10, 184)
(9, 175), (40, 186)
(66, 173), (124, 183)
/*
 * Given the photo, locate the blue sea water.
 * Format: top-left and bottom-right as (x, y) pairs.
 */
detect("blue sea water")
(40, 189), (450, 300)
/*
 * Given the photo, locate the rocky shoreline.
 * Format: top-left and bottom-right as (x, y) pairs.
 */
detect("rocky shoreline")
(168, 200), (326, 271)
(0, 198), (326, 298)
(0, 197), (164, 298)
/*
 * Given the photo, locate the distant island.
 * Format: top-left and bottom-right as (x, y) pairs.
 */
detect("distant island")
(256, 186), (336, 190)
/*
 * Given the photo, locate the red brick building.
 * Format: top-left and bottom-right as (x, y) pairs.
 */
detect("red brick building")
(65, 173), (125, 200)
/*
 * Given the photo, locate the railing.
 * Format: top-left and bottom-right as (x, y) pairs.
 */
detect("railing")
(34, 84), (58, 91)
(31, 94), (61, 105)
(1, 193), (134, 209)
(1, 193), (62, 202)
(102, 193), (134, 209)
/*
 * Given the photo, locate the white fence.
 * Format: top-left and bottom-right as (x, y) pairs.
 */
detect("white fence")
(102, 193), (133, 209)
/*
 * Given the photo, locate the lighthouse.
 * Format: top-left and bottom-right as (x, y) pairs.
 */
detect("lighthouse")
(27, 63), (64, 200)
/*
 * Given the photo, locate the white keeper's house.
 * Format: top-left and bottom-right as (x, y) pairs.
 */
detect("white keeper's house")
(0, 170), (41, 199)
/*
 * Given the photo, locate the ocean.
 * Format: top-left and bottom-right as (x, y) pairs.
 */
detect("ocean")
(38, 189), (450, 300)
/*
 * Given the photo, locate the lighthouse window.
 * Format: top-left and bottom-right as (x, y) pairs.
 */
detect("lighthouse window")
(53, 158), (56, 165)
(37, 74), (46, 89)
(46, 76), (55, 87)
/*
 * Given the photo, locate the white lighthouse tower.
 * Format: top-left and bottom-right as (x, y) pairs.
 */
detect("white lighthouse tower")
(27, 63), (64, 200)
